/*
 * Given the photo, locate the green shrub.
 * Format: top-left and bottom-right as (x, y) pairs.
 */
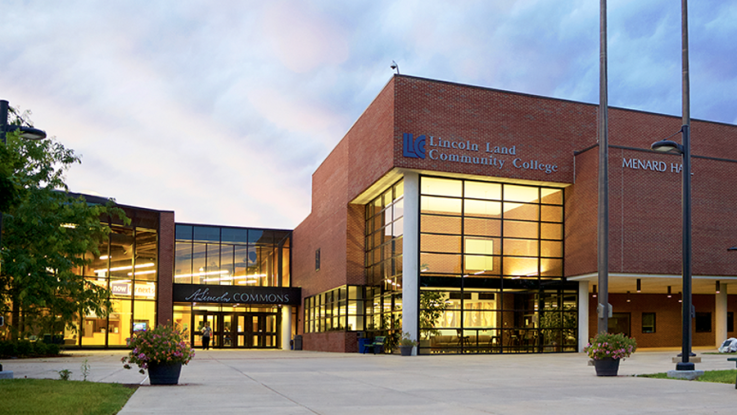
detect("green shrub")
(0, 340), (61, 358)
(0, 341), (17, 358)
(15, 341), (33, 357)
(46, 344), (60, 356)
(33, 341), (49, 356)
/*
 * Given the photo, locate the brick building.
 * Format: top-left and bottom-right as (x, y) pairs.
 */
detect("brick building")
(53, 75), (736, 354)
(292, 75), (737, 354)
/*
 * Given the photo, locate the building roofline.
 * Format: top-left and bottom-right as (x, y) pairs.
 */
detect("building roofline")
(394, 74), (737, 128)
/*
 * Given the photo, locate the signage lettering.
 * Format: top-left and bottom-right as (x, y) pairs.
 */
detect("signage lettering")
(622, 158), (681, 173)
(173, 284), (301, 306)
(403, 132), (558, 175)
(403, 133), (426, 159)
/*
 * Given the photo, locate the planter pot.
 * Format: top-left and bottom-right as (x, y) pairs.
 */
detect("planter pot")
(400, 345), (414, 356)
(148, 362), (183, 385)
(593, 358), (620, 376)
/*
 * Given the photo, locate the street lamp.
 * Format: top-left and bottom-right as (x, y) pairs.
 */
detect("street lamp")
(651, 124), (694, 372)
(650, 0), (695, 373)
(1, 100), (47, 143)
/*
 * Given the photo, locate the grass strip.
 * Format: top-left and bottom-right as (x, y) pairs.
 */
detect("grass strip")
(639, 369), (737, 384)
(0, 378), (137, 415)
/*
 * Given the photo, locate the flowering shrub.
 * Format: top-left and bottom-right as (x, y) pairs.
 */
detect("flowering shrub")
(584, 332), (637, 361)
(121, 324), (195, 374)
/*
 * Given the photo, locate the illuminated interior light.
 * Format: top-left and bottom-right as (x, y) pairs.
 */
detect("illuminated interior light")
(174, 270), (229, 279)
(60, 223), (77, 228)
(127, 270), (157, 276)
(100, 255), (109, 260)
(94, 262), (155, 275)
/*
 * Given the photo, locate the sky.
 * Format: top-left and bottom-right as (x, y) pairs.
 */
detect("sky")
(3, 0), (736, 229)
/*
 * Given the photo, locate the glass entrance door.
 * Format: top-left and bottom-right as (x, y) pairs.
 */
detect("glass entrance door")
(193, 312), (218, 349)
(192, 310), (278, 349)
(251, 313), (277, 348)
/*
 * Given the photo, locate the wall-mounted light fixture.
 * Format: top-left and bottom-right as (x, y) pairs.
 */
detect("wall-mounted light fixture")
(593, 284), (597, 298)
(716, 281), (721, 294)
(667, 286), (672, 298)
(627, 291), (631, 303)
(636, 279), (641, 293)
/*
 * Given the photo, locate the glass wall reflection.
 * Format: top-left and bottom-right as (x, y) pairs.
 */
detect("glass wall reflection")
(418, 176), (575, 355)
(67, 210), (160, 347)
(174, 225), (291, 288)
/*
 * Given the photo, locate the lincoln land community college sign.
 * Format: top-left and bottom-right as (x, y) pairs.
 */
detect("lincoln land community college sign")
(173, 284), (301, 306)
(403, 133), (560, 174)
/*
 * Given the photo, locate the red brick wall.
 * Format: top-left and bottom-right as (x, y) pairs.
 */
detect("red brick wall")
(587, 293), (737, 348)
(157, 211), (175, 325)
(568, 108), (737, 277)
(302, 331), (360, 353)
(292, 79), (396, 339)
(565, 149), (599, 277)
(393, 76), (595, 184)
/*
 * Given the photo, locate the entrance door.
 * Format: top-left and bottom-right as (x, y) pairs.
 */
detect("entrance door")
(192, 311), (278, 349)
(251, 313), (277, 348)
(193, 312), (219, 348)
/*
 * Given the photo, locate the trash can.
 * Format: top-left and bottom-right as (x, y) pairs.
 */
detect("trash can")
(358, 338), (369, 354)
(293, 335), (303, 350)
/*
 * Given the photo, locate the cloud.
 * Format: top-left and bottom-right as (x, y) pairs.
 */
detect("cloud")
(261, 0), (350, 73)
(2, 0), (736, 229)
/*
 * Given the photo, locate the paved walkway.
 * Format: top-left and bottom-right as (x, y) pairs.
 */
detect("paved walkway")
(4, 348), (736, 414)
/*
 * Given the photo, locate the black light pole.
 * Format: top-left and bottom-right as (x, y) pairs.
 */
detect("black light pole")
(650, 0), (694, 371)
(0, 99), (47, 271)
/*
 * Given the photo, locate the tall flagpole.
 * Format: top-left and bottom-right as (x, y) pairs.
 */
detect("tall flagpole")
(597, 0), (610, 334)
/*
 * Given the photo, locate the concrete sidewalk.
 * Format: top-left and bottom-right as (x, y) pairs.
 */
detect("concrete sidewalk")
(4, 348), (736, 414)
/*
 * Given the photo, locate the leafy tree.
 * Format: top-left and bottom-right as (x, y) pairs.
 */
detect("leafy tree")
(0, 109), (127, 341)
(419, 290), (450, 339)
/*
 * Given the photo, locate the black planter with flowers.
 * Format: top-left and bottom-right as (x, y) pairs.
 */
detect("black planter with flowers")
(121, 324), (195, 385)
(584, 332), (637, 377)
(148, 361), (183, 385)
(592, 358), (620, 376)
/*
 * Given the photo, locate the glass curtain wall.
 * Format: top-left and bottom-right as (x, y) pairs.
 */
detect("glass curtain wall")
(303, 286), (366, 333)
(364, 180), (404, 341)
(174, 225), (291, 349)
(418, 176), (576, 354)
(174, 225), (291, 287)
(67, 216), (159, 347)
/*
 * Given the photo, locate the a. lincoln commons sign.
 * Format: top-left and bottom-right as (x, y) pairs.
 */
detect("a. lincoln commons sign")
(173, 284), (301, 306)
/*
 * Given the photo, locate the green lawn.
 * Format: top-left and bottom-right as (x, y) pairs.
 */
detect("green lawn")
(0, 379), (136, 415)
(639, 369), (737, 385)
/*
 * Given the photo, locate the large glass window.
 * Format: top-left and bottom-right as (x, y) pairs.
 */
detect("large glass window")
(418, 176), (573, 354)
(68, 213), (160, 347)
(304, 285), (366, 333)
(363, 181), (404, 340)
(174, 225), (291, 288)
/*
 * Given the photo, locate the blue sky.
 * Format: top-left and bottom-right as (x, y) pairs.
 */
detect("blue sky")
(3, 0), (735, 228)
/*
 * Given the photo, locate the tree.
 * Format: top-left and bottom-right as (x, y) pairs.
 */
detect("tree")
(0, 109), (127, 341)
(419, 290), (450, 339)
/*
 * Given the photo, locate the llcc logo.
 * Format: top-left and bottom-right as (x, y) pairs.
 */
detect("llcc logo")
(403, 133), (426, 159)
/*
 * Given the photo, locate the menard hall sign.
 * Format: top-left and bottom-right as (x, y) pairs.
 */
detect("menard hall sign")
(173, 284), (301, 306)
